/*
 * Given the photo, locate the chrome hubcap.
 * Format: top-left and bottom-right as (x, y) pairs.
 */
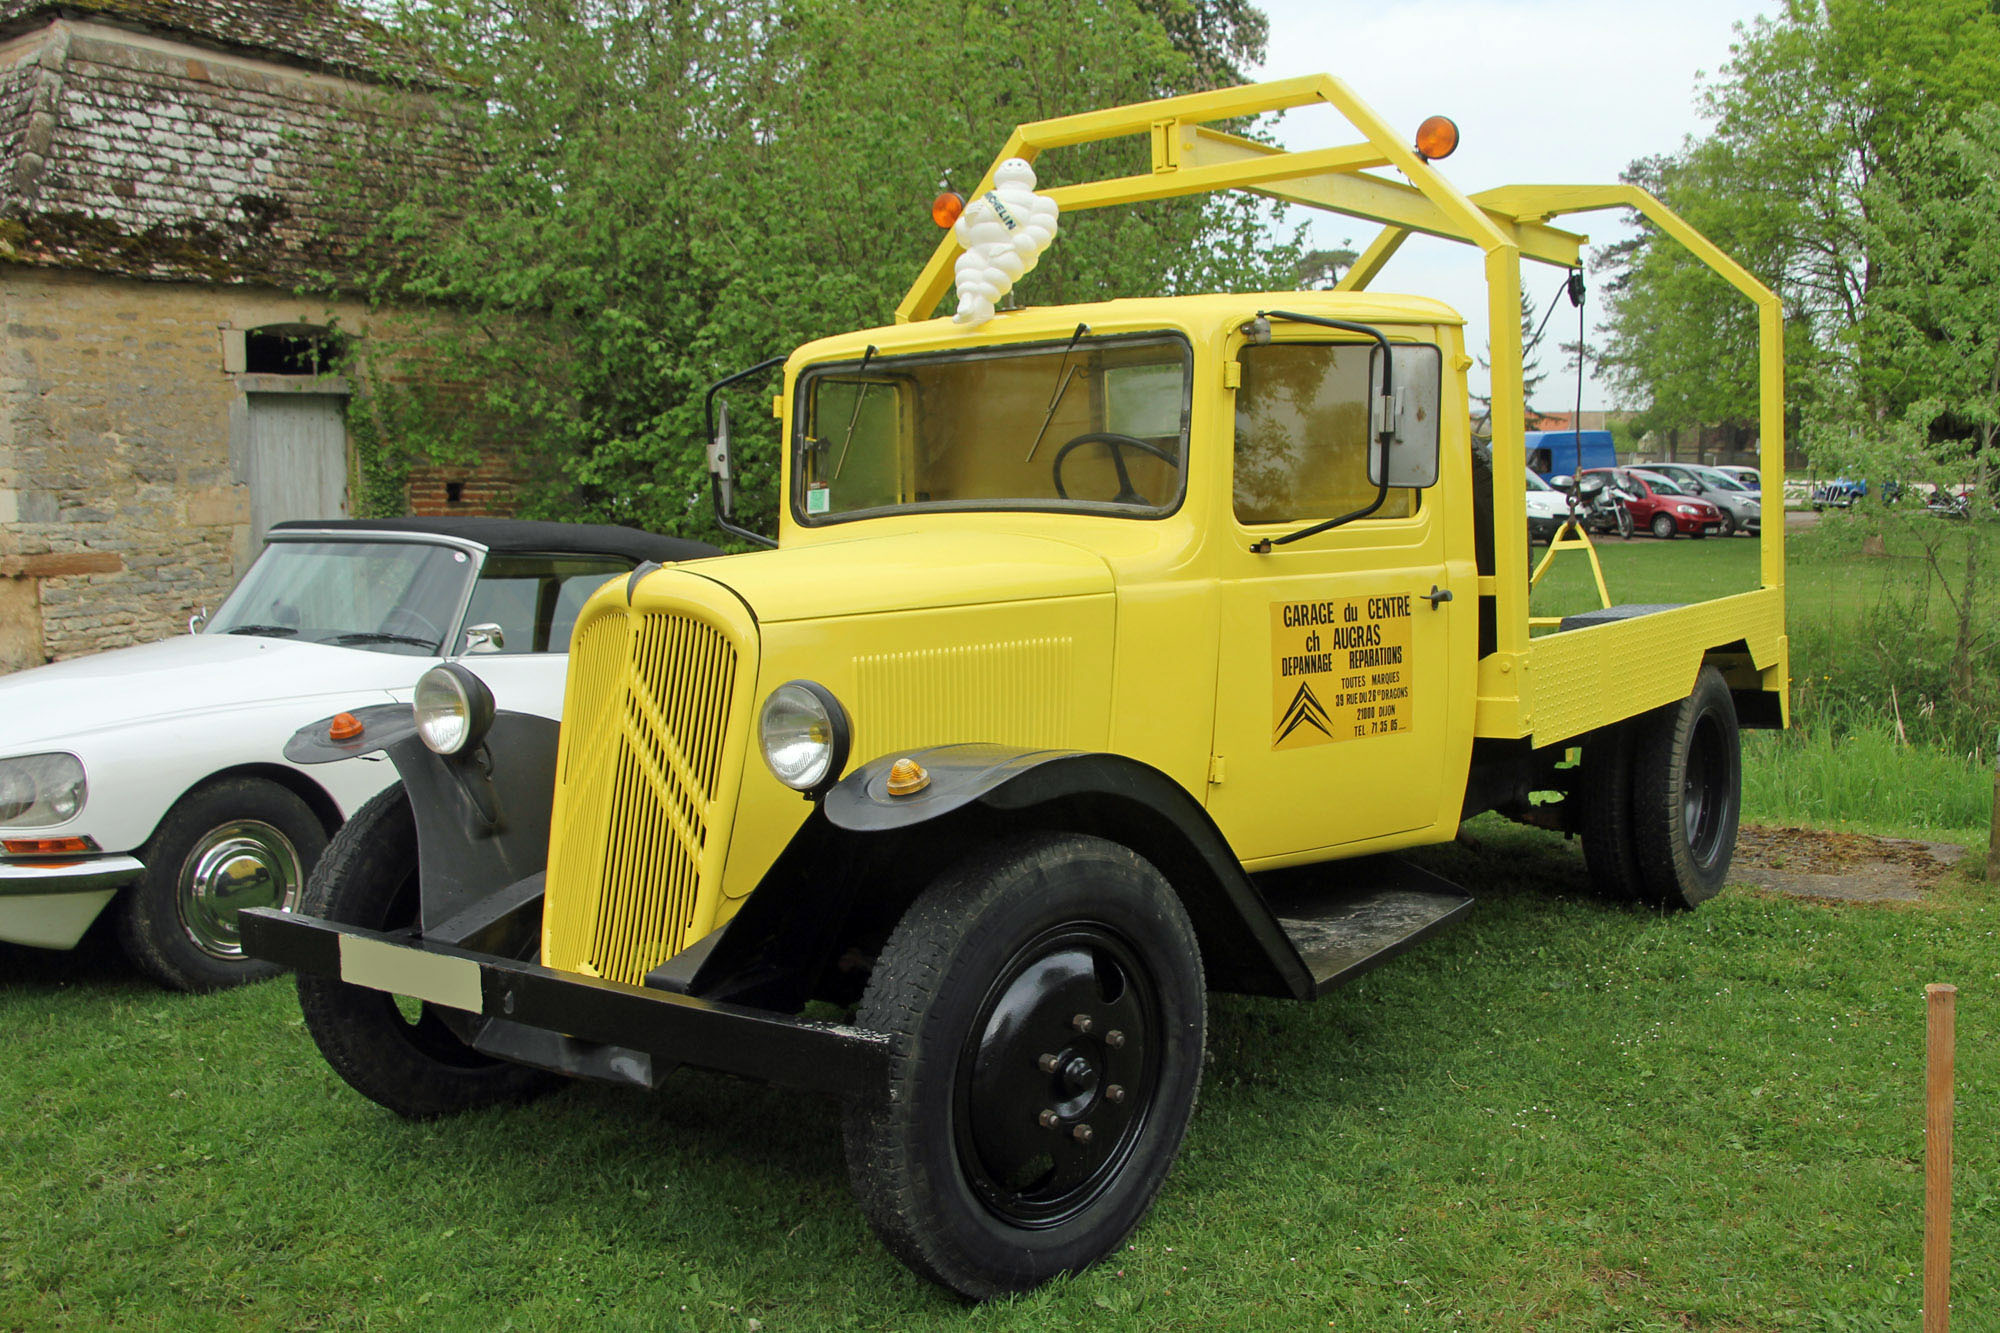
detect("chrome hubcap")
(177, 821), (303, 958)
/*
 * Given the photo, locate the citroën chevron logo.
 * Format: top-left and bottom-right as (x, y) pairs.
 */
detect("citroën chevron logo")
(1273, 680), (1334, 745)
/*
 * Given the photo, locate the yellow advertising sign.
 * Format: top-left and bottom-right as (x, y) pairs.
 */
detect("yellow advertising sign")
(1270, 595), (1416, 749)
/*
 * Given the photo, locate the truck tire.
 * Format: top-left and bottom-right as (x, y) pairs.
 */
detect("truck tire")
(1578, 722), (1645, 901)
(296, 784), (557, 1120)
(842, 833), (1206, 1300)
(1631, 667), (1741, 909)
(116, 776), (327, 992)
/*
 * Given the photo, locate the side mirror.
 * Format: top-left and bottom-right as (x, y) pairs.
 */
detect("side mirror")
(708, 400), (737, 521)
(1550, 475), (1576, 493)
(463, 623), (505, 654)
(188, 605), (209, 635)
(1366, 345), (1441, 488)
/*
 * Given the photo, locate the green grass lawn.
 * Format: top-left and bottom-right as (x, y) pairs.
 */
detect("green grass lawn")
(3, 822), (1991, 1332)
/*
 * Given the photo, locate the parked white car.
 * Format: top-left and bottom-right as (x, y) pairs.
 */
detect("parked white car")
(0, 518), (714, 990)
(1524, 467), (1571, 543)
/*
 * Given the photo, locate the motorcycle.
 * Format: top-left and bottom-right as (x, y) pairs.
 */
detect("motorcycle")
(1554, 472), (1635, 539)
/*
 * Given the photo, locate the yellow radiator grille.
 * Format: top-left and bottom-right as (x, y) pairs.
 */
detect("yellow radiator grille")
(544, 610), (741, 985)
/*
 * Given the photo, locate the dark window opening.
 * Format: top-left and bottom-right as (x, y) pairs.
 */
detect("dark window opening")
(246, 325), (348, 375)
(445, 481), (465, 504)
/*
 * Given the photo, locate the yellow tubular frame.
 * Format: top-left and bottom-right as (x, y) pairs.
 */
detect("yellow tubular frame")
(896, 75), (1786, 680)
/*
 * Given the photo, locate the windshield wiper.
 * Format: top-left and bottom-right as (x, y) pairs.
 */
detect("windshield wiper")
(1025, 323), (1089, 463)
(225, 623), (298, 638)
(330, 631), (436, 648)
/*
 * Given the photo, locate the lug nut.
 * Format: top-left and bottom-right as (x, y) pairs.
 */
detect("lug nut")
(1071, 1123), (1095, 1145)
(1038, 1052), (1060, 1073)
(1038, 1110), (1060, 1129)
(1105, 1029), (1126, 1049)
(1072, 1013), (1094, 1034)
(1106, 1084), (1126, 1104)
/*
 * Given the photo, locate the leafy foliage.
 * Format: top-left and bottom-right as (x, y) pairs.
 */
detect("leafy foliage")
(318, 0), (1303, 543)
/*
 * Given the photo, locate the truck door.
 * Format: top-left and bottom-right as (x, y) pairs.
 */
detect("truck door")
(1206, 336), (1455, 864)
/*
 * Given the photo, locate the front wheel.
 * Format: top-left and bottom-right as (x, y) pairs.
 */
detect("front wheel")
(1650, 513), (1677, 540)
(116, 776), (327, 991)
(843, 834), (1206, 1300)
(296, 784), (557, 1119)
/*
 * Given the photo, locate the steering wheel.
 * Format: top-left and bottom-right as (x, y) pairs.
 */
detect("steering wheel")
(1050, 432), (1178, 506)
(379, 607), (443, 647)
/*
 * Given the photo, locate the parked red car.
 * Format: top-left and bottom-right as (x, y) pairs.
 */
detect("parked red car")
(1584, 468), (1725, 539)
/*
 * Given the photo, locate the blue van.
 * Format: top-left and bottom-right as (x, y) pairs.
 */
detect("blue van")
(1527, 429), (1616, 480)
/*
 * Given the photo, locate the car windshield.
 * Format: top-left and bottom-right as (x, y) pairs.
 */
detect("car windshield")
(206, 539), (475, 655)
(794, 333), (1191, 523)
(1697, 470), (1747, 493)
(1635, 473), (1687, 496)
(1525, 469), (1554, 492)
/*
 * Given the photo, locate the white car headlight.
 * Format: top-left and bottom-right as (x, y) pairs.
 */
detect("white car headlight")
(413, 663), (496, 756)
(758, 681), (852, 796)
(1677, 505), (1698, 516)
(0, 752), (87, 827)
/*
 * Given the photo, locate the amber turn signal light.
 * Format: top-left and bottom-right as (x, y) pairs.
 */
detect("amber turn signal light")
(887, 758), (931, 796)
(4, 835), (96, 855)
(328, 711), (364, 741)
(1414, 114), (1459, 162)
(931, 191), (965, 228)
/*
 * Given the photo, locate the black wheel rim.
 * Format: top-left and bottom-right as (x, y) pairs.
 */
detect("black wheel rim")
(952, 923), (1161, 1228)
(1682, 712), (1734, 869)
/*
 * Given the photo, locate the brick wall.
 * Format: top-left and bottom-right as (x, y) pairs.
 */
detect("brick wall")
(406, 452), (523, 517)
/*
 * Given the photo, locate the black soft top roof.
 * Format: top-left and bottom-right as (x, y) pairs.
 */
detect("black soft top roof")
(268, 518), (720, 565)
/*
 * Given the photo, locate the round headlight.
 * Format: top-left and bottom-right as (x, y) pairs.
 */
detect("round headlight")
(758, 681), (851, 795)
(0, 752), (86, 828)
(413, 663), (495, 756)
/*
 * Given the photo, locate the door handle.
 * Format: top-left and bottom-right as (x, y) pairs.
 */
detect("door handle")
(1424, 584), (1453, 608)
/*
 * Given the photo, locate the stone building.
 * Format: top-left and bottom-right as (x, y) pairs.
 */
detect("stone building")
(0, 0), (499, 672)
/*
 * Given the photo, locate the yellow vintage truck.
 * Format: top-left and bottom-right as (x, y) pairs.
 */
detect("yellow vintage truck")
(245, 75), (1788, 1299)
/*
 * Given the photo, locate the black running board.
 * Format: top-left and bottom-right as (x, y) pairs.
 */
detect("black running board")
(1255, 854), (1474, 997)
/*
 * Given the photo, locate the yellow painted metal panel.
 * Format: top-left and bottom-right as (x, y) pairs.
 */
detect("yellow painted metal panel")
(1520, 589), (1787, 745)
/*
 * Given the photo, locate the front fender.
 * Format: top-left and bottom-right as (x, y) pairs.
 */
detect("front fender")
(679, 744), (1314, 1007)
(286, 707), (560, 932)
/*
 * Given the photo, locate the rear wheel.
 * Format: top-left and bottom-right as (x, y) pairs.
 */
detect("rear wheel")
(117, 777), (326, 992)
(1631, 667), (1741, 909)
(1650, 513), (1676, 540)
(296, 784), (557, 1119)
(1579, 723), (1645, 901)
(843, 834), (1206, 1300)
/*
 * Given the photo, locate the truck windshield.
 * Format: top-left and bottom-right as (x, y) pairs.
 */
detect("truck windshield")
(794, 333), (1191, 523)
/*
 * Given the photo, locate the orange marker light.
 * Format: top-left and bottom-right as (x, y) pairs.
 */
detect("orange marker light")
(328, 711), (365, 741)
(1414, 115), (1460, 162)
(4, 836), (96, 856)
(931, 191), (965, 228)
(886, 758), (931, 796)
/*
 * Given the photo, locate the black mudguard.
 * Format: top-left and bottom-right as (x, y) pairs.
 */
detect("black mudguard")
(670, 744), (1316, 1007)
(285, 705), (560, 937)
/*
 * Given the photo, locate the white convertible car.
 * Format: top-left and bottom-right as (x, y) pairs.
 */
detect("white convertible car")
(0, 518), (714, 990)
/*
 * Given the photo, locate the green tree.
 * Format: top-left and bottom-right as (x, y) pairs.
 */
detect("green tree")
(322, 0), (1303, 542)
(1595, 0), (2000, 438)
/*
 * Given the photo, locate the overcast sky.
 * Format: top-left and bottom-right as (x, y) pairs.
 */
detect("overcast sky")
(1250, 0), (1781, 410)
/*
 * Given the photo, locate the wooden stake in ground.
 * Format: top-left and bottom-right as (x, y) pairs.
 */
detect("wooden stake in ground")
(1925, 984), (1956, 1333)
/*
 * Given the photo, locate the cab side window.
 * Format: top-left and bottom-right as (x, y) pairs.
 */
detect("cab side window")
(460, 555), (632, 653)
(1233, 343), (1426, 525)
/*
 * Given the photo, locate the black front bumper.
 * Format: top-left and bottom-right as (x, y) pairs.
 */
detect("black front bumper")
(241, 907), (890, 1101)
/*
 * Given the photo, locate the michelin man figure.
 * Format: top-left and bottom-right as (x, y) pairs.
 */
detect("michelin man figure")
(951, 157), (1061, 326)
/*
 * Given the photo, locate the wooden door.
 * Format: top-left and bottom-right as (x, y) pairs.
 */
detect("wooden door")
(247, 393), (348, 544)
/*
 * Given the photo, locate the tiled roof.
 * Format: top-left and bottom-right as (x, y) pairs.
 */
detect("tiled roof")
(0, 0), (432, 84)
